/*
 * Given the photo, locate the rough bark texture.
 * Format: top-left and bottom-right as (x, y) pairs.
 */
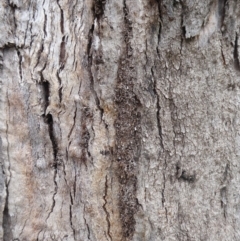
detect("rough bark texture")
(1, 0), (240, 240)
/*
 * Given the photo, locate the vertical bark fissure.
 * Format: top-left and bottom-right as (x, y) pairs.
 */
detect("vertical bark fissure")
(157, 0), (162, 45)
(56, 0), (65, 103)
(34, 41), (44, 69)
(87, 23), (103, 115)
(94, 0), (106, 20)
(23, 14), (30, 47)
(168, 90), (180, 155)
(220, 163), (230, 219)
(3, 92), (13, 240)
(65, 140), (76, 239)
(19, 207), (32, 237)
(220, 40), (226, 65)
(17, 49), (22, 81)
(29, 23), (34, 49)
(41, 76), (59, 223)
(151, 67), (163, 149)
(103, 175), (112, 241)
(68, 105), (77, 140)
(218, 0), (227, 29)
(83, 204), (91, 240)
(234, 33), (240, 71)
(43, 11), (47, 37)
(180, 3), (185, 54)
(40, 75), (49, 113)
(45, 113), (58, 223)
(8, 1), (17, 36)
(69, 204), (76, 240)
(87, 21), (106, 124)
(56, 70), (63, 103)
(151, 67), (168, 221)
(56, 0), (64, 34)
(220, 187), (227, 219)
(36, 229), (43, 241)
(3, 125), (12, 241)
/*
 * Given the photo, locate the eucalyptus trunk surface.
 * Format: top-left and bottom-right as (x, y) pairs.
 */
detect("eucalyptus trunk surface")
(1, 0), (240, 240)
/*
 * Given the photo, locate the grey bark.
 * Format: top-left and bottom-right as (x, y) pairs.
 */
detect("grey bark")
(0, 0), (240, 240)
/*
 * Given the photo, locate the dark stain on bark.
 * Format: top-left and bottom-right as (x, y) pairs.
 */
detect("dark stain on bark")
(114, 1), (142, 239)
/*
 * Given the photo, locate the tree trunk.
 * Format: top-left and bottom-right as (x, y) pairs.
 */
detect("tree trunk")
(1, 0), (240, 240)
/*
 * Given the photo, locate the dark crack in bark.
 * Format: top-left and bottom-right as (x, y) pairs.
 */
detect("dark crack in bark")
(150, 67), (168, 221)
(94, 0), (106, 20)
(44, 113), (59, 222)
(156, 0), (162, 45)
(103, 176), (112, 241)
(40, 78), (59, 222)
(40, 79), (50, 113)
(43, 10), (47, 37)
(220, 186), (227, 219)
(3, 120), (13, 241)
(17, 49), (22, 81)
(68, 105), (77, 139)
(56, 70), (63, 103)
(87, 21), (106, 125)
(34, 40), (44, 69)
(151, 67), (163, 149)
(69, 203), (76, 240)
(218, 0), (227, 29)
(59, 36), (66, 69)
(234, 33), (240, 71)
(83, 205), (91, 240)
(57, 0), (64, 34)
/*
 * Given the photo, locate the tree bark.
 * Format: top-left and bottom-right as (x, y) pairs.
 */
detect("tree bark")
(1, 0), (240, 240)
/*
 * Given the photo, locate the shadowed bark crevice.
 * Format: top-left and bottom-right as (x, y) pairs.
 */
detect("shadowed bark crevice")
(94, 0), (106, 20)
(234, 34), (240, 71)
(103, 176), (112, 241)
(151, 67), (163, 149)
(156, 0), (163, 45)
(17, 49), (22, 81)
(3, 115), (12, 241)
(3, 202), (12, 241)
(56, 0), (64, 34)
(40, 80), (50, 113)
(218, 0), (227, 29)
(87, 21), (105, 123)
